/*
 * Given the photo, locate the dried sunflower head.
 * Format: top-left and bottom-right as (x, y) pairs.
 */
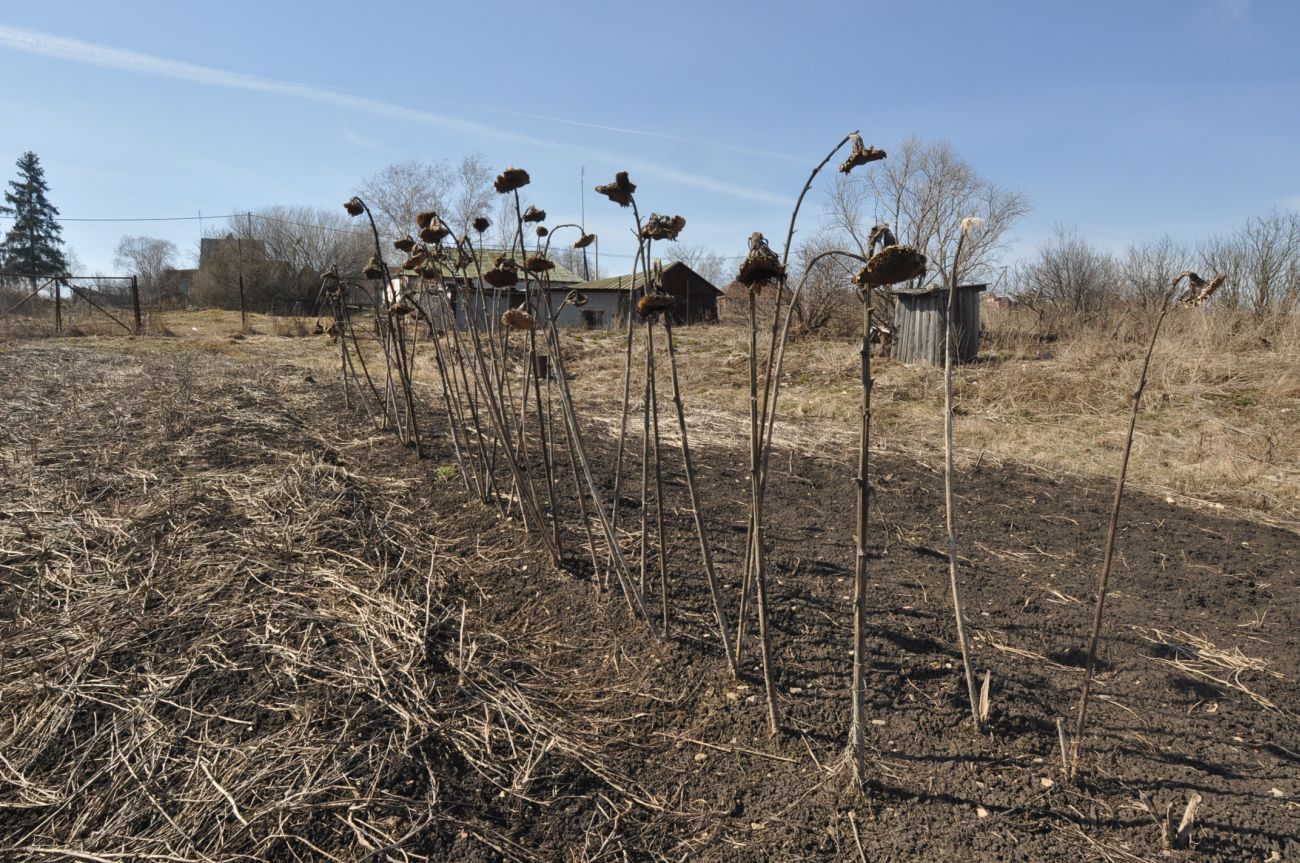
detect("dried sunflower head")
(394, 236), (416, 253)
(313, 321), (325, 335)
(1199, 274), (1227, 302)
(536, 226), (549, 238)
(320, 265), (339, 283)
(839, 133), (886, 174)
(419, 215), (451, 244)
(523, 205), (546, 223)
(362, 257), (384, 280)
(524, 255), (555, 273)
(595, 171), (636, 207)
(495, 166), (530, 194)
(502, 307), (534, 331)
(415, 211), (436, 230)
(573, 232), (596, 249)
(483, 256), (519, 288)
(472, 216), (491, 233)
(419, 261), (442, 279)
(640, 214), (686, 242)
(565, 290), (589, 307)
(389, 296), (414, 316)
(637, 293), (676, 316)
(855, 245), (927, 287)
(344, 197), (365, 217)
(736, 232), (784, 290)
(1182, 272), (1227, 306)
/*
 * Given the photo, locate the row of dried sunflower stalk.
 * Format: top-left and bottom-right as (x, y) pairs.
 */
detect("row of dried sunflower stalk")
(319, 139), (964, 789)
(320, 133), (1195, 788)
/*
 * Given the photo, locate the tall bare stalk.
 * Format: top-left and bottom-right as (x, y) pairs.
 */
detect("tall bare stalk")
(735, 132), (860, 665)
(851, 298), (874, 783)
(747, 287), (780, 735)
(609, 202), (649, 537)
(660, 312), (736, 673)
(646, 318), (670, 635)
(944, 218), (982, 731)
(1069, 274), (1192, 778)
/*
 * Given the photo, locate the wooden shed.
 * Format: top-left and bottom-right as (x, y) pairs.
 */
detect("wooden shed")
(891, 283), (987, 365)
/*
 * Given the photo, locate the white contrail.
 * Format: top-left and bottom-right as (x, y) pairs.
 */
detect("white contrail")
(0, 23), (792, 205)
(486, 108), (809, 165)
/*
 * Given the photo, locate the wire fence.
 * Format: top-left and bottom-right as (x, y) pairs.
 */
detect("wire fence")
(0, 273), (144, 338)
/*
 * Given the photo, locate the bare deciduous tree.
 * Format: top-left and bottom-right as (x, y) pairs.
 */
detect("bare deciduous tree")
(828, 136), (1029, 286)
(357, 155), (495, 249)
(1013, 225), (1117, 321)
(667, 245), (728, 287)
(191, 207), (370, 311)
(448, 154), (495, 239)
(1119, 236), (1186, 311)
(788, 233), (859, 335)
(1198, 209), (1300, 312)
(113, 235), (178, 301)
(244, 206), (371, 278)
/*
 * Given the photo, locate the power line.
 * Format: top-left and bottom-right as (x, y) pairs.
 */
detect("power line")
(0, 211), (752, 260)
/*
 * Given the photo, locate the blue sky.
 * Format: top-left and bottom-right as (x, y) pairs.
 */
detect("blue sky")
(1, 0), (1296, 276)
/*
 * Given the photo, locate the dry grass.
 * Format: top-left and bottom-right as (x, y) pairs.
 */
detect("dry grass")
(10, 304), (1296, 527)
(558, 308), (1300, 526)
(0, 345), (678, 861)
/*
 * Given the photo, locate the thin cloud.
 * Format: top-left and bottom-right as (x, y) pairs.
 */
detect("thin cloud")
(0, 23), (791, 206)
(1217, 0), (1252, 22)
(486, 108), (809, 165)
(340, 126), (387, 154)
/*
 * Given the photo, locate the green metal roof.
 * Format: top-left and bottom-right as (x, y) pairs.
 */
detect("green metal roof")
(569, 271), (653, 293)
(429, 247), (583, 284)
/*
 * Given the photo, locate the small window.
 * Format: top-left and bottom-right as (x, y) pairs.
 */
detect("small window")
(581, 309), (604, 329)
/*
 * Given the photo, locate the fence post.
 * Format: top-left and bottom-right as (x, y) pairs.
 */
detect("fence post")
(131, 275), (142, 333)
(54, 277), (62, 334)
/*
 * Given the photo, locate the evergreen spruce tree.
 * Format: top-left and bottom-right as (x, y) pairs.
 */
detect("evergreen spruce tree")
(0, 151), (69, 287)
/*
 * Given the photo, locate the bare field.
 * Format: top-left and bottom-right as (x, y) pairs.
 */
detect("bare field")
(0, 331), (1296, 861)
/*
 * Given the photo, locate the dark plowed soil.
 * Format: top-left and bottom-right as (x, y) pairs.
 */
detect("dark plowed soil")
(2, 342), (1296, 862)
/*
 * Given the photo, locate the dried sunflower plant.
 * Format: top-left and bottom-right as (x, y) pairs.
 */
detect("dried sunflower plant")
(942, 216), (987, 734)
(1064, 269), (1226, 781)
(593, 175), (733, 657)
(344, 166), (661, 610)
(343, 196), (422, 451)
(729, 132), (890, 743)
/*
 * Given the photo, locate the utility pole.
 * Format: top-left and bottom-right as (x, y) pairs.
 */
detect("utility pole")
(235, 212), (250, 330)
(580, 165), (590, 280)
